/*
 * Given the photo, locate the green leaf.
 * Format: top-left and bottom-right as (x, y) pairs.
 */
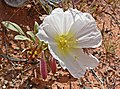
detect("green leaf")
(34, 21), (39, 34)
(14, 35), (32, 41)
(2, 21), (25, 35)
(26, 31), (36, 42)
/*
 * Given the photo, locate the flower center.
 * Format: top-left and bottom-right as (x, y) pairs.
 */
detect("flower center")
(55, 33), (77, 55)
(59, 35), (69, 49)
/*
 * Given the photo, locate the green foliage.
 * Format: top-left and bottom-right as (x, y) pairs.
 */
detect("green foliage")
(26, 31), (36, 42)
(38, 0), (62, 14)
(2, 21), (39, 43)
(2, 21), (25, 35)
(1, 20), (57, 80)
(34, 21), (39, 34)
(14, 35), (32, 42)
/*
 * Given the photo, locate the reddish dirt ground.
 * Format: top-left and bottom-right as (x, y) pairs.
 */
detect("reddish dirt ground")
(0, 0), (42, 30)
(0, 0), (120, 89)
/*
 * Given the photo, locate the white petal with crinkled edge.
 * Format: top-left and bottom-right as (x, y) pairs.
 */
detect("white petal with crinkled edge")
(36, 8), (78, 42)
(43, 15), (63, 37)
(48, 44), (86, 78)
(41, 9), (64, 37)
(51, 8), (63, 14)
(60, 8), (102, 48)
(36, 8), (73, 43)
(67, 48), (99, 78)
(69, 14), (102, 48)
(62, 10), (74, 34)
(48, 43), (99, 78)
(39, 8), (85, 38)
(48, 44), (67, 69)
(50, 8), (83, 34)
(36, 24), (56, 45)
(69, 48), (99, 68)
(69, 12), (95, 34)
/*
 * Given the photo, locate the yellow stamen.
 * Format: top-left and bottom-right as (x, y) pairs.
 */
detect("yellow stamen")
(55, 33), (77, 55)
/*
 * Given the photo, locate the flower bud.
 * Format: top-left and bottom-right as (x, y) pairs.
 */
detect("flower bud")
(50, 58), (57, 74)
(40, 58), (47, 80)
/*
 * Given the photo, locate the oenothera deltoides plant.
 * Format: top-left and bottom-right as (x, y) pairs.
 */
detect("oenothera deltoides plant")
(1, 21), (57, 79)
(37, 8), (102, 78)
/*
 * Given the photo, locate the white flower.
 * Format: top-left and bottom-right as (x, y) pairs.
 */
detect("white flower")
(37, 8), (102, 78)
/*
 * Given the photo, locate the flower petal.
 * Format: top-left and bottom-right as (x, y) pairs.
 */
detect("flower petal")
(69, 13), (102, 48)
(70, 48), (99, 68)
(62, 9), (75, 33)
(51, 8), (63, 14)
(50, 8), (82, 34)
(43, 9), (64, 36)
(39, 8), (84, 39)
(48, 44), (99, 78)
(37, 8), (85, 44)
(36, 25), (55, 44)
(48, 44), (67, 69)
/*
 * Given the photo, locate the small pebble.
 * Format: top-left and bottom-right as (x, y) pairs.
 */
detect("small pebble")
(2, 85), (6, 89)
